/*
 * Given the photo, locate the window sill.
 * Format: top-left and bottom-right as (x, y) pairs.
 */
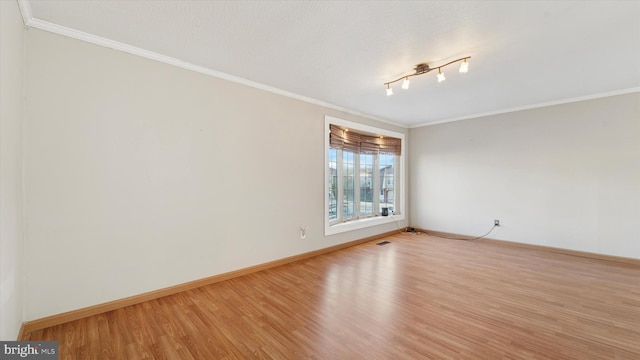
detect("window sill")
(325, 213), (405, 236)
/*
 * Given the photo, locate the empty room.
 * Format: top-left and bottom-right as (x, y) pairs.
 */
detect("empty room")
(1, 1), (639, 359)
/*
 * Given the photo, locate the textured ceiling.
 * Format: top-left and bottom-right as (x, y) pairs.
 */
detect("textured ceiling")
(24, 0), (640, 127)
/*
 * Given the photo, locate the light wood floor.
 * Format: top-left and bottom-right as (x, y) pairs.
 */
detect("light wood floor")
(23, 233), (640, 359)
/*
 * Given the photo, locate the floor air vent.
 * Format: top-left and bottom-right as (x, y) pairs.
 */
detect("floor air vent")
(377, 241), (391, 246)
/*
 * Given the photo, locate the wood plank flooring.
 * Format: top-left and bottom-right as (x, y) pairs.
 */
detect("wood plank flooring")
(22, 233), (640, 359)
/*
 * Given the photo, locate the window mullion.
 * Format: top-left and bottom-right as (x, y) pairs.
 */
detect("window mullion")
(393, 156), (400, 211)
(337, 149), (344, 222)
(394, 155), (399, 215)
(354, 152), (361, 219)
(373, 153), (380, 215)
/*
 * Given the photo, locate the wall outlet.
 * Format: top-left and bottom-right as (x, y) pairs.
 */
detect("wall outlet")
(494, 219), (500, 226)
(300, 226), (308, 239)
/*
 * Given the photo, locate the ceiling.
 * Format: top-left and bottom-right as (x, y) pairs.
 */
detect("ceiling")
(22, 1), (640, 127)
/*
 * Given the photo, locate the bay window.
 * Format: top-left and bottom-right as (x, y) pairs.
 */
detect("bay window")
(325, 116), (405, 235)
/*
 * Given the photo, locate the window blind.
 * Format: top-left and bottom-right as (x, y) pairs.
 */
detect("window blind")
(329, 124), (401, 156)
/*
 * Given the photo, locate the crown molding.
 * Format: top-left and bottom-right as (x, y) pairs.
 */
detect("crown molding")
(410, 87), (640, 128)
(17, 0), (32, 25)
(15, 1), (407, 129)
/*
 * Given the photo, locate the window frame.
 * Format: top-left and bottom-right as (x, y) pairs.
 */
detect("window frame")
(324, 116), (406, 236)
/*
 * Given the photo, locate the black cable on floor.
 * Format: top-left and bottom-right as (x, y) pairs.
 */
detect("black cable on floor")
(425, 224), (497, 241)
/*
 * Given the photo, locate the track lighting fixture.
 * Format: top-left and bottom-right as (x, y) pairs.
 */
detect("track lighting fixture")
(384, 56), (470, 95)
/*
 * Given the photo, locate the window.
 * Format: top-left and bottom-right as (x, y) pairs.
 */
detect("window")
(379, 152), (395, 213)
(360, 153), (374, 216)
(325, 116), (405, 235)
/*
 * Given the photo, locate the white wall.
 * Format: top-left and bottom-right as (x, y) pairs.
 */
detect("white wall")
(0, 0), (25, 340)
(24, 29), (408, 320)
(410, 93), (640, 259)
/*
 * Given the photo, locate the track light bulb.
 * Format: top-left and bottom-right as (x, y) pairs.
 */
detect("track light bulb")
(401, 77), (410, 90)
(459, 59), (469, 73)
(386, 85), (393, 96)
(437, 69), (446, 82)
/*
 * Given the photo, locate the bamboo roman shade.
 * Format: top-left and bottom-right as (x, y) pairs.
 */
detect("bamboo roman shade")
(329, 125), (401, 156)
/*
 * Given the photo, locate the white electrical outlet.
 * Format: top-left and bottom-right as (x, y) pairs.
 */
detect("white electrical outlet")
(300, 226), (308, 239)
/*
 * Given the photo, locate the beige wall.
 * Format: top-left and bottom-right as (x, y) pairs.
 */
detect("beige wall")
(0, 0), (25, 340)
(410, 93), (640, 259)
(24, 29), (408, 320)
